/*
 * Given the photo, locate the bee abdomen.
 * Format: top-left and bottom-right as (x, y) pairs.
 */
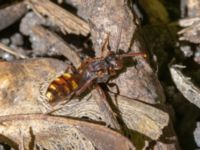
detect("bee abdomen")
(45, 73), (79, 104)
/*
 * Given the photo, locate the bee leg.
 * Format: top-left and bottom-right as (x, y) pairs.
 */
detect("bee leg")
(45, 94), (74, 115)
(100, 32), (110, 58)
(44, 104), (67, 115)
(94, 85), (120, 129)
(78, 57), (94, 70)
(107, 82), (120, 95)
(65, 64), (78, 74)
(75, 78), (95, 96)
(106, 82), (120, 107)
(44, 107), (63, 115)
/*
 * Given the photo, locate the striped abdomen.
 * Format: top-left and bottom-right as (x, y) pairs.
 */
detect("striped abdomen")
(45, 73), (79, 105)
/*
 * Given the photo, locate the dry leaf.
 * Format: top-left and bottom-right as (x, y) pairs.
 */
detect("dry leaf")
(170, 65), (200, 108)
(0, 114), (135, 150)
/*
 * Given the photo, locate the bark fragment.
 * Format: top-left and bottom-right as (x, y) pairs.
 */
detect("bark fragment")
(27, 0), (90, 36)
(170, 65), (200, 108)
(0, 1), (27, 31)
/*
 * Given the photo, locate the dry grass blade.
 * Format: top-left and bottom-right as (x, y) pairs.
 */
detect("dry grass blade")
(170, 65), (200, 108)
(0, 114), (135, 150)
(0, 42), (27, 59)
(28, 0), (90, 36)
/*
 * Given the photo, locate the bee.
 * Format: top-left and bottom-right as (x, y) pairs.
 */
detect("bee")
(45, 34), (146, 106)
(45, 50), (146, 106)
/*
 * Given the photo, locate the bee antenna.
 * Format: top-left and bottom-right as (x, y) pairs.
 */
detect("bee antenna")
(121, 52), (147, 58)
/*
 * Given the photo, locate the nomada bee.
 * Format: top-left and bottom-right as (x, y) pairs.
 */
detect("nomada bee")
(45, 37), (146, 106)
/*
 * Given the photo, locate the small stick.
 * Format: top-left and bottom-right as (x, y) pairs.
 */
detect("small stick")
(0, 42), (27, 59)
(92, 86), (120, 129)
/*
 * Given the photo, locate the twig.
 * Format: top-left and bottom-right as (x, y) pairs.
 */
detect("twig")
(0, 43), (27, 59)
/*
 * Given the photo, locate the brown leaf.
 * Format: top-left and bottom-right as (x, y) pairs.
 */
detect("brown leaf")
(0, 114), (135, 150)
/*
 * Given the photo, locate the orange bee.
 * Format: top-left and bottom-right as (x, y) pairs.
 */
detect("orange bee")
(45, 50), (146, 106)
